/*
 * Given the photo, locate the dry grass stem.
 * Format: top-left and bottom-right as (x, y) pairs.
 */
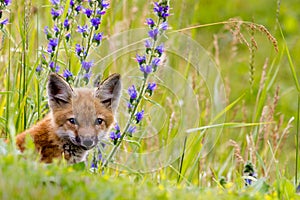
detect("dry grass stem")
(229, 139), (244, 165)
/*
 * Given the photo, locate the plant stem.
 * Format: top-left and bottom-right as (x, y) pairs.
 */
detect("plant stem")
(296, 92), (300, 186)
(5, 11), (11, 137)
(74, 2), (100, 87)
(101, 17), (162, 168)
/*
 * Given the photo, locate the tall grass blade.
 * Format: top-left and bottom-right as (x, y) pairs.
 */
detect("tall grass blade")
(186, 122), (273, 133)
(278, 24), (300, 92)
(211, 93), (246, 124)
(296, 94), (300, 186)
(177, 136), (187, 183)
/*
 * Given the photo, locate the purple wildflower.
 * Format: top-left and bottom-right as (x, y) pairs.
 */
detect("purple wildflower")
(101, 1), (110, 9)
(77, 25), (88, 37)
(97, 9), (106, 16)
(148, 28), (159, 40)
(145, 39), (152, 54)
(4, 0), (12, 6)
(49, 38), (58, 48)
(53, 25), (60, 33)
(109, 131), (121, 141)
(83, 72), (92, 82)
(153, 2), (163, 14)
(146, 18), (155, 27)
(145, 39), (152, 49)
(152, 58), (160, 67)
(49, 61), (55, 69)
(47, 38), (58, 54)
(75, 5), (82, 12)
(128, 126), (136, 135)
(109, 123), (121, 144)
(81, 61), (93, 72)
(160, 21), (168, 31)
(43, 26), (49, 35)
(77, 25), (88, 33)
(93, 33), (103, 45)
(70, 0), (75, 7)
(155, 44), (164, 56)
(0, 18), (8, 26)
(147, 82), (157, 96)
(51, 8), (63, 20)
(140, 65), (152, 75)
(49, 62), (60, 72)
(127, 102), (134, 112)
(64, 19), (70, 30)
(36, 65), (43, 73)
(91, 161), (98, 169)
(114, 124), (120, 132)
(50, 0), (60, 5)
(63, 69), (73, 79)
(245, 172), (257, 186)
(243, 162), (257, 186)
(55, 65), (60, 73)
(75, 44), (83, 56)
(152, 58), (160, 71)
(153, 2), (169, 21)
(136, 54), (146, 65)
(84, 8), (93, 18)
(128, 85), (137, 100)
(90, 18), (101, 29)
(147, 82), (157, 92)
(65, 33), (71, 42)
(135, 110), (144, 124)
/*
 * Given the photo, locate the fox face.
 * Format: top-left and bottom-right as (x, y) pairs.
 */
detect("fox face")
(48, 73), (121, 152)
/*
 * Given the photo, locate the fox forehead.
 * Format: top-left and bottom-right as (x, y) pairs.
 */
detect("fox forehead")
(52, 88), (114, 127)
(73, 88), (114, 125)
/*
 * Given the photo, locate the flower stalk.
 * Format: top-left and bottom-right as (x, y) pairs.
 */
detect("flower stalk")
(101, 0), (170, 168)
(39, 0), (108, 86)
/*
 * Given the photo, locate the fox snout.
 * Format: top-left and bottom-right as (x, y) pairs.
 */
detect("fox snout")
(75, 135), (98, 150)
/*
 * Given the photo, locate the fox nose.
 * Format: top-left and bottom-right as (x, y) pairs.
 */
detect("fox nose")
(82, 139), (94, 148)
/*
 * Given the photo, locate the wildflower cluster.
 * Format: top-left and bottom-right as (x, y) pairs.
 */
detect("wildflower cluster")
(109, 124), (121, 145)
(0, 0), (11, 30)
(39, 0), (109, 86)
(124, 0), (169, 132)
(103, 0), (170, 167)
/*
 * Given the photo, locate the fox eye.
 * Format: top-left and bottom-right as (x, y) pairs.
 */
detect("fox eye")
(95, 118), (103, 125)
(68, 118), (76, 125)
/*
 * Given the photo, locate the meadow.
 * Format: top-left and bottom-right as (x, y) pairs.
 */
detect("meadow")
(0, 0), (300, 199)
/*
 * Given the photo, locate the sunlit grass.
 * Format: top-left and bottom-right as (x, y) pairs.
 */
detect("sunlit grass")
(0, 0), (299, 199)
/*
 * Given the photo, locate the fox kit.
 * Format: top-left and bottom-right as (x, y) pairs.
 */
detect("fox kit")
(16, 73), (121, 164)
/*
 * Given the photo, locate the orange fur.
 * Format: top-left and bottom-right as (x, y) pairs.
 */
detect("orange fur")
(16, 73), (121, 164)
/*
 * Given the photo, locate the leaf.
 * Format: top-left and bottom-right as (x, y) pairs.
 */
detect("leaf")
(124, 139), (141, 148)
(251, 179), (270, 194)
(186, 122), (274, 134)
(279, 24), (300, 92)
(211, 93), (246, 123)
(72, 161), (86, 171)
(0, 91), (13, 95)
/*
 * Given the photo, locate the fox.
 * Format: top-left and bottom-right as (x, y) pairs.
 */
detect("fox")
(16, 73), (121, 164)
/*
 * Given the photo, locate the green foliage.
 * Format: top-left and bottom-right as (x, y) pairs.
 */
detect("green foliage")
(0, 152), (295, 200)
(0, 0), (300, 198)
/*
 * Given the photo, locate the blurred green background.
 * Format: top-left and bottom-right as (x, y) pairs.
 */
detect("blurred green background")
(0, 0), (300, 199)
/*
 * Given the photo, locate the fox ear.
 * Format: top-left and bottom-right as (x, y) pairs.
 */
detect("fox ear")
(47, 73), (73, 109)
(95, 73), (121, 113)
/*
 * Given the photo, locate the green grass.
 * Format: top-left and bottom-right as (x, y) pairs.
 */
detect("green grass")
(0, 152), (295, 200)
(1, 0), (300, 199)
